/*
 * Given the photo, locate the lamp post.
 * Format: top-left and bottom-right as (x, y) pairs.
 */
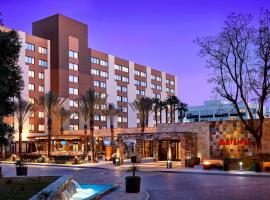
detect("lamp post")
(167, 144), (172, 168)
(239, 161), (243, 171)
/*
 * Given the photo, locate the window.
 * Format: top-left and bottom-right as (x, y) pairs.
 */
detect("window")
(166, 79), (175, 85)
(135, 80), (147, 87)
(135, 70), (146, 77)
(29, 84), (35, 91)
(38, 111), (45, 118)
(166, 88), (175, 94)
(29, 70), (35, 78)
(100, 71), (108, 78)
(29, 124), (34, 131)
(29, 97), (35, 104)
(153, 93), (161, 99)
(115, 75), (128, 82)
(38, 47), (48, 54)
(30, 111), (35, 118)
(39, 59), (47, 67)
(117, 86), (127, 93)
(152, 75), (162, 82)
(38, 124), (45, 131)
(69, 50), (78, 59)
(91, 69), (108, 78)
(117, 116), (122, 122)
(38, 72), (44, 79)
(91, 69), (99, 75)
(38, 85), (45, 92)
(122, 76), (129, 82)
(25, 56), (34, 64)
(136, 90), (145, 95)
(70, 125), (79, 130)
(69, 75), (79, 83)
(100, 60), (108, 67)
(69, 63), (79, 71)
(69, 100), (78, 107)
(152, 84), (162, 90)
(119, 106), (128, 112)
(117, 96), (128, 102)
(69, 87), (79, 95)
(25, 43), (35, 51)
(94, 115), (100, 121)
(93, 80), (106, 88)
(70, 113), (79, 120)
(91, 57), (99, 64)
(100, 115), (106, 121)
(114, 64), (129, 72)
(118, 117), (128, 123)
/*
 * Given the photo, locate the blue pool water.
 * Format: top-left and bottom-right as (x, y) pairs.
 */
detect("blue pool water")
(70, 184), (114, 200)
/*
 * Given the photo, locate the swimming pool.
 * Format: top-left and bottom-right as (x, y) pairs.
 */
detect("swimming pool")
(70, 184), (115, 200)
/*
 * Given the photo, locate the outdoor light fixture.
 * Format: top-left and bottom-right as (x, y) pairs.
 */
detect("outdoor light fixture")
(74, 156), (78, 164)
(239, 161), (243, 171)
(167, 144), (172, 168)
(115, 158), (120, 166)
(12, 154), (16, 161)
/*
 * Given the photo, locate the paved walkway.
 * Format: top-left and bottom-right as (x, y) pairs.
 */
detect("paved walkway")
(1, 163), (270, 200)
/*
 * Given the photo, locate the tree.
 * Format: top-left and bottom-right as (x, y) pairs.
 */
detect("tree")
(166, 95), (180, 123)
(57, 107), (71, 135)
(38, 91), (65, 158)
(153, 98), (163, 125)
(130, 97), (153, 132)
(79, 96), (90, 152)
(81, 89), (103, 162)
(0, 28), (24, 158)
(176, 101), (188, 123)
(14, 96), (33, 156)
(102, 103), (119, 151)
(195, 10), (270, 153)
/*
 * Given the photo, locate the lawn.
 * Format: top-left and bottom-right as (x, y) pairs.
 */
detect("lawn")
(0, 176), (58, 199)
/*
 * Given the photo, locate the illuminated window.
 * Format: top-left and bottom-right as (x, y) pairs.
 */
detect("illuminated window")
(29, 70), (35, 78)
(38, 124), (45, 131)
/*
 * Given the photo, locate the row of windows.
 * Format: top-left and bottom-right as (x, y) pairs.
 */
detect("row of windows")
(151, 75), (162, 82)
(135, 70), (147, 77)
(91, 69), (108, 78)
(118, 116), (128, 123)
(29, 84), (44, 92)
(93, 80), (106, 88)
(134, 80), (147, 87)
(94, 115), (106, 121)
(152, 84), (162, 91)
(25, 56), (47, 67)
(117, 85), (128, 93)
(25, 43), (48, 54)
(29, 111), (44, 118)
(117, 96), (128, 102)
(136, 89), (145, 95)
(91, 57), (108, 67)
(115, 64), (129, 72)
(69, 50), (79, 59)
(69, 63), (79, 71)
(29, 124), (45, 131)
(166, 79), (175, 85)
(29, 71), (44, 79)
(69, 75), (79, 83)
(115, 75), (129, 82)
(166, 87), (175, 94)
(69, 87), (79, 95)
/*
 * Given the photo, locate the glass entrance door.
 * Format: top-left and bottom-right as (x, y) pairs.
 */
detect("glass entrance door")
(158, 140), (181, 161)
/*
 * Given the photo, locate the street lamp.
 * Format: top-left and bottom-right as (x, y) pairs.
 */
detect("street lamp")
(239, 161), (243, 171)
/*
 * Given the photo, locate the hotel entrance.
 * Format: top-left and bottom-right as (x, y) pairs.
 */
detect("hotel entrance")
(158, 140), (181, 161)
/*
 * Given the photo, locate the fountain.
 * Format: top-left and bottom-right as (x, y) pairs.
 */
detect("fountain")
(30, 176), (115, 200)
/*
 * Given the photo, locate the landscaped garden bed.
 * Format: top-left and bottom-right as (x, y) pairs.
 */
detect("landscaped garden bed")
(0, 176), (58, 199)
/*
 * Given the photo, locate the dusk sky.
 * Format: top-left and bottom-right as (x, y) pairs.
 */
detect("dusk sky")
(1, 0), (269, 106)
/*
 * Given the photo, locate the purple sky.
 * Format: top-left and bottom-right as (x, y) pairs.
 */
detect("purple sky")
(1, 0), (269, 106)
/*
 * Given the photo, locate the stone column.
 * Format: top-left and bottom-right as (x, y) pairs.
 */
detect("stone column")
(153, 139), (159, 162)
(135, 139), (143, 163)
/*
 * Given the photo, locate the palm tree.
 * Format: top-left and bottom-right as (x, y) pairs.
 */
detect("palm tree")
(130, 97), (153, 132)
(176, 102), (188, 123)
(81, 89), (103, 162)
(153, 98), (164, 125)
(166, 95), (180, 123)
(39, 91), (65, 158)
(57, 107), (71, 134)
(163, 100), (169, 123)
(102, 103), (119, 151)
(14, 96), (33, 156)
(79, 96), (90, 152)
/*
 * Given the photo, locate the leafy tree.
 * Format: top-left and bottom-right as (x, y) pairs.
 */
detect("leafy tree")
(14, 96), (33, 156)
(102, 103), (119, 151)
(38, 91), (65, 158)
(196, 9), (270, 153)
(57, 107), (71, 135)
(0, 119), (14, 158)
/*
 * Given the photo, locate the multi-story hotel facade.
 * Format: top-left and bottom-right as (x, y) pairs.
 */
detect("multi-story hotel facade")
(0, 14), (177, 153)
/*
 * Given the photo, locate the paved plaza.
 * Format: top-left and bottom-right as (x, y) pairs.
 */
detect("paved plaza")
(1, 163), (270, 200)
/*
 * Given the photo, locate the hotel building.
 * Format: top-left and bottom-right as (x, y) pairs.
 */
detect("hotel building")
(0, 14), (177, 153)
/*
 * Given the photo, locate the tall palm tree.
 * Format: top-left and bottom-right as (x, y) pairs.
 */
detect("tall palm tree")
(57, 107), (71, 134)
(79, 96), (90, 152)
(176, 101), (188, 123)
(166, 95), (180, 123)
(102, 103), (119, 151)
(81, 89), (103, 162)
(163, 100), (169, 124)
(14, 96), (33, 156)
(153, 98), (163, 125)
(130, 97), (153, 132)
(39, 91), (65, 158)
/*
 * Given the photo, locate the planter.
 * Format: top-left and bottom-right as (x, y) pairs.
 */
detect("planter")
(131, 156), (137, 163)
(192, 157), (200, 165)
(125, 176), (141, 193)
(255, 163), (262, 172)
(105, 146), (113, 161)
(185, 159), (194, 168)
(16, 166), (27, 176)
(223, 162), (229, 171)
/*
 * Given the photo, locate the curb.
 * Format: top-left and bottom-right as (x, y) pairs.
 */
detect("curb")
(142, 190), (150, 200)
(91, 184), (119, 200)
